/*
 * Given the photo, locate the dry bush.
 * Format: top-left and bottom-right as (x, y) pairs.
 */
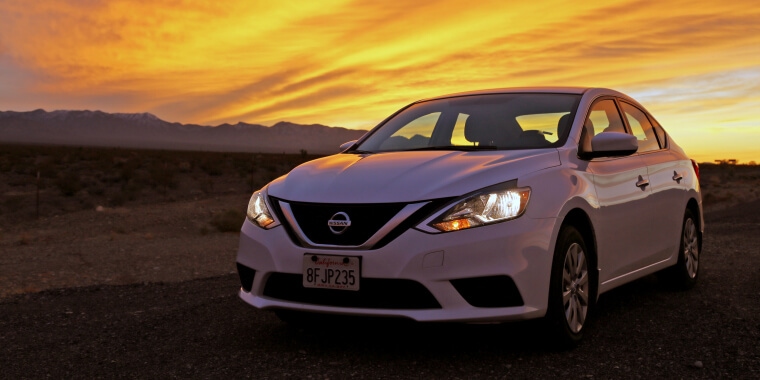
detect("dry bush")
(210, 209), (245, 232)
(0, 144), (325, 226)
(55, 172), (82, 196)
(200, 159), (225, 176)
(17, 233), (32, 246)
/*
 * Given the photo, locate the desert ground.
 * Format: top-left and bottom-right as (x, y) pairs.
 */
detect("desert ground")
(1, 144), (759, 378)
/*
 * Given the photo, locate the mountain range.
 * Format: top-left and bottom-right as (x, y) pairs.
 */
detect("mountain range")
(0, 110), (369, 154)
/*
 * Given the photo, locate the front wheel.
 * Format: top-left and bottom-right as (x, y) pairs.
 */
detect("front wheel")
(545, 225), (596, 347)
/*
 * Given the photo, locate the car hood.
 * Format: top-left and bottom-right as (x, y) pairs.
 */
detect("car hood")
(267, 149), (560, 203)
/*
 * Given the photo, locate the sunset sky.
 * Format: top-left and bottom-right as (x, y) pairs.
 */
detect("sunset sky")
(1, 0), (759, 163)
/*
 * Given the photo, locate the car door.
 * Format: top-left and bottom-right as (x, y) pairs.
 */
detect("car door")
(619, 101), (689, 263)
(582, 98), (654, 285)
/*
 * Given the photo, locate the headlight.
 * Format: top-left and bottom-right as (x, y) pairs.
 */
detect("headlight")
(247, 190), (279, 229)
(422, 181), (530, 233)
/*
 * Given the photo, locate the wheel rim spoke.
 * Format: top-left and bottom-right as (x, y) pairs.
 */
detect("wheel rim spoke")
(563, 268), (572, 284)
(683, 218), (699, 278)
(575, 250), (585, 276)
(562, 242), (588, 333)
(563, 289), (572, 305)
(577, 270), (588, 287)
(577, 287), (589, 305)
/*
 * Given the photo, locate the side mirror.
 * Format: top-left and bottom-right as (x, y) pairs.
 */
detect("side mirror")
(339, 140), (357, 151)
(584, 132), (638, 159)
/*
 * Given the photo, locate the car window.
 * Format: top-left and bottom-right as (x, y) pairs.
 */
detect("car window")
(580, 99), (626, 153)
(620, 102), (660, 153)
(450, 113), (470, 145)
(379, 112), (440, 150)
(514, 113), (567, 143)
(652, 119), (668, 148)
(355, 93), (581, 152)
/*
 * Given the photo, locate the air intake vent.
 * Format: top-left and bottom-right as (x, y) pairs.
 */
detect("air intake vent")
(263, 273), (441, 309)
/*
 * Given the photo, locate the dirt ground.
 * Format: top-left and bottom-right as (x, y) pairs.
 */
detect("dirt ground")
(0, 193), (246, 299)
(0, 199), (758, 379)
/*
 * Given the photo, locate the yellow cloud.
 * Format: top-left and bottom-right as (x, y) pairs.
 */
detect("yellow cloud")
(1, 0), (759, 162)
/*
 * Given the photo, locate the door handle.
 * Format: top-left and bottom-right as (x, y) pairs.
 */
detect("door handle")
(635, 175), (649, 189)
(672, 171), (683, 183)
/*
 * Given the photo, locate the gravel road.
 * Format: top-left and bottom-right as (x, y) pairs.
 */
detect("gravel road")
(2, 201), (759, 379)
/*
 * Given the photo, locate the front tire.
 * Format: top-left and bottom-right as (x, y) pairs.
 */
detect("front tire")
(545, 225), (596, 347)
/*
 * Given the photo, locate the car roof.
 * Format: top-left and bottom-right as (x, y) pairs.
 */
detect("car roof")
(417, 87), (630, 102)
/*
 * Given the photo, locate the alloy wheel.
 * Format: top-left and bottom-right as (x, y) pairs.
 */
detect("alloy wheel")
(562, 242), (589, 333)
(683, 218), (699, 278)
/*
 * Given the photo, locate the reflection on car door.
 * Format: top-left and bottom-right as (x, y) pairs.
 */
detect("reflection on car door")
(620, 101), (689, 264)
(583, 99), (654, 287)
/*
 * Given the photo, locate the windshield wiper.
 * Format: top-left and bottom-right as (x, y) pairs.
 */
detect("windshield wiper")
(346, 149), (375, 154)
(405, 145), (499, 151)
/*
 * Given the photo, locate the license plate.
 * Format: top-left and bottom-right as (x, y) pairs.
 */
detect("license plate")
(302, 254), (360, 291)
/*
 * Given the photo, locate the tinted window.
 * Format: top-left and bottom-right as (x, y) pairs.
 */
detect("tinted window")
(380, 112), (440, 150)
(356, 93), (581, 152)
(652, 119), (668, 148)
(620, 102), (660, 152)
(515, 112), (568, 144)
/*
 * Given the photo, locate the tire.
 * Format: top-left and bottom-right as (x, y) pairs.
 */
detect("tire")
(658, 209), (700, 290)
(545, 225), (596, 347)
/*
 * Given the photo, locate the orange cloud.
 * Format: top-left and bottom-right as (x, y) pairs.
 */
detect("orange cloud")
(1, 0), (759, 162)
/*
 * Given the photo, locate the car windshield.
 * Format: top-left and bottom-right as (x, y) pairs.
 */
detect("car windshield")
(354, 93), (581, 153)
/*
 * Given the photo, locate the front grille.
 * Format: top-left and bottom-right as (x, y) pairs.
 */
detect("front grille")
(278, 200), (406, 246)
(450, 275), (524, 308)
(263, 273), (441, 309)
(269, 197), (455, 249)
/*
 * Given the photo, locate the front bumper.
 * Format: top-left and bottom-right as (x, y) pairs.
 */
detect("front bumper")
(236, 215), (557, 323)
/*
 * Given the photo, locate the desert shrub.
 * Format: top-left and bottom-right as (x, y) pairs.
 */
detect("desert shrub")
(178, 161), (192, 172)
(89, 185), (106, 196)
(38, 161), (58, 178)
(55, 172), (82, 196)
(210, 209), (245, 232)
(119, 166), (133, 182)
(0, 158), (11, 172)
(17, 233), (31, 246)
(109, 192), (126, 206)
(6, 177), (34, 187)
(3, 195), (25, 213)
(11, 163), (36, 175)
(122, 181), (142, 201)
(200, 159), (224, 176)
(108, 181), (141, 206)
(149, 164), (178, 191)
(198, 177), (214, 194)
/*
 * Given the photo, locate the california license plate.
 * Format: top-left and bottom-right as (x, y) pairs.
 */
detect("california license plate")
(302, 254), (360, 291)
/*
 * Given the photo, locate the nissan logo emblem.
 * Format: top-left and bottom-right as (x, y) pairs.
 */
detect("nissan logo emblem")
(327, 212), (351, 235)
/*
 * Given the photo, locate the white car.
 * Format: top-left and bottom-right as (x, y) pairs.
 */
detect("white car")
(236, 87), (702, 344)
